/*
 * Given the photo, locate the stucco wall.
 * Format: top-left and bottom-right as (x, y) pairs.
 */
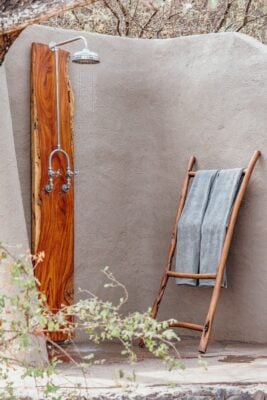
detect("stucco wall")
(0, 65), (47, 363)
(0, 66), (28, 250)
(5, 25), (267, 343)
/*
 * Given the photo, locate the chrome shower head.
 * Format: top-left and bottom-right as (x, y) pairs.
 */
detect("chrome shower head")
(71, 48), (100, 64)
(49, 36), (100, 65)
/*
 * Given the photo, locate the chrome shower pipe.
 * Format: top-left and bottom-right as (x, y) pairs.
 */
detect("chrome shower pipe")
(49, 36), (88, 51)
(55, 47), (61, 149)
(45, 43), (76, 193)
(45, 35), (99, 193)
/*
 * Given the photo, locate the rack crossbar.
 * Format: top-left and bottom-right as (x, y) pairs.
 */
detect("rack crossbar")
(167, 271), (217, 279)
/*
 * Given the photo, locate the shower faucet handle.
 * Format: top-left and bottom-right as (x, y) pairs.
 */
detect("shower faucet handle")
(48, 168), (61, 177)
(61, 169), (78, 193)
(66, 169), (79, 177)
(53, 169), (61, 177)
(45, 169), (62, 193)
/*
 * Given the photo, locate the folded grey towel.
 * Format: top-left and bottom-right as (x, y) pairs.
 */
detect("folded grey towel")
(199, 168), (243, 287)
(175, 170), (218, 286)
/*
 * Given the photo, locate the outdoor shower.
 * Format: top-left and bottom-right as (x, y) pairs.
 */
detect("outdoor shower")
(45, 36), (100, 193)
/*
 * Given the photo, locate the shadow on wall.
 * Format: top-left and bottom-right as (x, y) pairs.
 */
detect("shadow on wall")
(3, 25), (267, 343)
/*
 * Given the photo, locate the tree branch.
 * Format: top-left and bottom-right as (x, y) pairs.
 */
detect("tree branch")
(235, 0), (252, 32)
(245, 13), (267, 25)
(214, 0), (235, 33)
(71, 9), (86, 29)
(102, 0), (122, 36)
(0, 0), (95, 35)
(139, 8), (159, 38)
(114, 0), (130, 36)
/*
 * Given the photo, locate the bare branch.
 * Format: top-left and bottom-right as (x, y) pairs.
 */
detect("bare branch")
(139, 8), (159, 38)
(34, 0), (267, 45)
(214, 0), (235, 33)
(0, 0), (96, 35)
(128, 0), (140, 35)
(115, 0), (130, 35)
(102, 0), (122, 35)
(245, 13), (267, 26)
(71, 9), (85, 29)
(235, 0), (252, 32)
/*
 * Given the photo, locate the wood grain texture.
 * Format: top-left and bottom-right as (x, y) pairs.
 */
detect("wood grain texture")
(31, 43), (74, 341)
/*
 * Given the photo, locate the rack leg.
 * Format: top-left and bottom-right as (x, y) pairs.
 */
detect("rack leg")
(139, 156), (196, 348)
(198, 284), (221, 353)
(199, 150), (261, 353)
(151, 272), (169, 319)
(139, 272), (169, 347)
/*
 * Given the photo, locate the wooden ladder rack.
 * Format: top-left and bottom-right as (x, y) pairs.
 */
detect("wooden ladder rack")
(148, 150), (261, 353)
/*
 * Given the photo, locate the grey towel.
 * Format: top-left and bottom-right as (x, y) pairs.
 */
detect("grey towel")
(199, 168), (243, 287)
(175, 170), (218, 286)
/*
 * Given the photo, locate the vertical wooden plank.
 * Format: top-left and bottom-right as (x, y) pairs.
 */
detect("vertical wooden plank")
(31, 43), (74, 341)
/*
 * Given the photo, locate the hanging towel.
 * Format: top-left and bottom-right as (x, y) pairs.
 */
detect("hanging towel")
(199, 168), (243, 287)
(175, 170), (218, 286)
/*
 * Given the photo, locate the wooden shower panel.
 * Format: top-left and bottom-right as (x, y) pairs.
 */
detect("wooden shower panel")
(31, 43), (74, 341)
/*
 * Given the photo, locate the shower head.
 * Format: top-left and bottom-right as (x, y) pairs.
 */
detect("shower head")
(49, 36), (100, 64)
(71, 48), (100, 64)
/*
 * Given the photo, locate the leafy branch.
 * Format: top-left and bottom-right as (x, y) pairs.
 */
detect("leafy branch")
(0, 244), (182, 399)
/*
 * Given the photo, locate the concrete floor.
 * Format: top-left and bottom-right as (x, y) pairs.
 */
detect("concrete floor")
(57, 338), (267, 398)
(59, 337), (267, 384)
(4, 337), (267, 399)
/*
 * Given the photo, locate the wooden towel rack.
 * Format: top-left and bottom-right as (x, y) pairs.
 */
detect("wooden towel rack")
(148, 150), (261, 353)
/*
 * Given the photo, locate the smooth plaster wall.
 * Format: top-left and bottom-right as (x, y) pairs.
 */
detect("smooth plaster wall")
(0, 65), (47, 363)
(0, 65), (28, 250)
(5, 25), (267, 343)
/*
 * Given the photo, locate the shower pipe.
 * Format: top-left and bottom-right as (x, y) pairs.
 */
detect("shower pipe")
(45, 36), (100, 193)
